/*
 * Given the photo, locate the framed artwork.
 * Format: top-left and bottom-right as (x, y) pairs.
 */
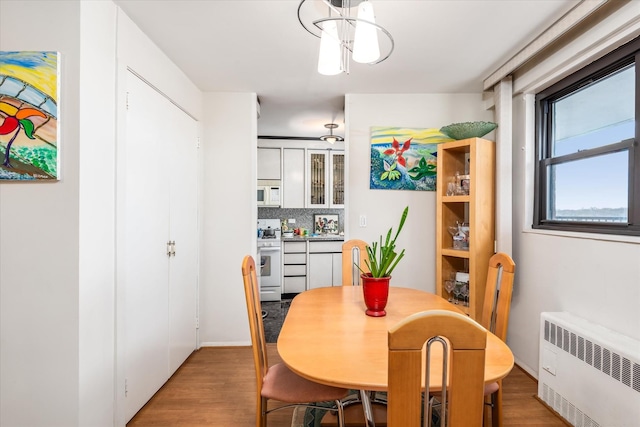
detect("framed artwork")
(369, 126), (452, 191)
(314, 214), (339, 234)
(0, 51), (60, 180)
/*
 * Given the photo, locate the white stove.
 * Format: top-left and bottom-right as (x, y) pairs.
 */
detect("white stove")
(257, 219), (281, 301)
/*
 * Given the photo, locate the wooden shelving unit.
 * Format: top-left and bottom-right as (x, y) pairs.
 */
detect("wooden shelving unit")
(436, 137), (495, 320)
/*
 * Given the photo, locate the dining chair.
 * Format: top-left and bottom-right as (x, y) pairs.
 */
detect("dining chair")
(479, 252), (516, 427)
(341, 239), (369, 286)
(388, 309), (487, 427)
(241, 255), (348, 427)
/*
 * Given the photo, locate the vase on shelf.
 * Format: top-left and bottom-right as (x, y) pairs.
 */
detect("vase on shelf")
(361, 273), (390, 317)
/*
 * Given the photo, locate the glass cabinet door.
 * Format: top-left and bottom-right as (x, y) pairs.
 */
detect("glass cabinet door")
(308, 151), (327, 207)
(331, 152), (344, 207)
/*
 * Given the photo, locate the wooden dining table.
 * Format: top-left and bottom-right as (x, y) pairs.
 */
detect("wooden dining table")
(277, 286), (515, 426)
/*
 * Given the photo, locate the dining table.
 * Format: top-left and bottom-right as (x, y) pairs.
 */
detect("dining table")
(277, 285), (514, 426)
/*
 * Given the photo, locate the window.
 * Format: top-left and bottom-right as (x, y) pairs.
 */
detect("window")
(534, 36), (640, 236)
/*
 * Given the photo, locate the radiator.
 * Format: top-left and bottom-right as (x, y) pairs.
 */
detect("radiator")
(538, 312), (640, 427)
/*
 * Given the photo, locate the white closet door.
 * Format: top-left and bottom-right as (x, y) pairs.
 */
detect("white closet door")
(124, 71), (171, 421)
(166, 97), (198, 375)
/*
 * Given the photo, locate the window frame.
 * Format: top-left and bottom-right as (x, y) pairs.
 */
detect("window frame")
(534, 36), (640, 236)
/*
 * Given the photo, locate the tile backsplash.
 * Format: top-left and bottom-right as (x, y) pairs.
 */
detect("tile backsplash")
(258, 207), (344, 233)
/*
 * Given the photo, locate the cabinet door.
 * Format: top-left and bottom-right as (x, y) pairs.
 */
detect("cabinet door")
(258, 147), (281, 180)
(308, 253), (334, 289)
(283, 148), (305, 208)
(332, 252), (342, 286)
(330, 151), (345, 208)
(122, 72), (197, 422)
(167, 98), (198, 376)
(307, 150), (328, 208)
(124, 72), (171, 421)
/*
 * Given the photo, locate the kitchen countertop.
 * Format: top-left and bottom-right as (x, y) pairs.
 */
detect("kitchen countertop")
(281, 235), (344, 242)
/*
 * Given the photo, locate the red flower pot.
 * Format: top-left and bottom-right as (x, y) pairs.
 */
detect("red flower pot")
(361, 274), (390, 317)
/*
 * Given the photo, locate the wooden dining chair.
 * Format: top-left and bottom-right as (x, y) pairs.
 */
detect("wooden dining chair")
(388, 310), (487, 427)
(241, 255), (348, 427)
(479, 252), (516, 427)
(341, 239), (369, 286)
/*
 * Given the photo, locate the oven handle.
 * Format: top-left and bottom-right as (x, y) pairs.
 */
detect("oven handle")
(258, 247), (281, 252)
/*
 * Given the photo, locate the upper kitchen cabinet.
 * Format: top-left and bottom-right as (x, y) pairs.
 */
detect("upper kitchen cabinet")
(258, 147), (281, 180)
(283, 148), (305, 208)
(307, 150), (344, 208)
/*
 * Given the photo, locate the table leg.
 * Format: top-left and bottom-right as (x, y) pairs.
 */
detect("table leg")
(359, 389), (376, 427)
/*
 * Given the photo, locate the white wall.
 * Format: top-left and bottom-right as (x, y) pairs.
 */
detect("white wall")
(0, 1), (80, 426)
(345, 94), (493, 292)
(79, 1), (117, 425)
(1, 1), (206, 425)
(510, 98), (640, 376)
(199, 92), (257, 346)
(509, 1), (640, 376)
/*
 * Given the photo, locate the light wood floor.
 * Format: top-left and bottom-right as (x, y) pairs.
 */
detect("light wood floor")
(127, 345), (567, 427)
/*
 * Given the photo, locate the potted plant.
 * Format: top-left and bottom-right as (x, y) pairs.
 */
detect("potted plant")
(358, 206), (409, 316)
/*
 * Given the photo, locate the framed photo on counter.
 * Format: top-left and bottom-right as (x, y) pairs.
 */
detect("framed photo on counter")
(314, 214), (339, 234)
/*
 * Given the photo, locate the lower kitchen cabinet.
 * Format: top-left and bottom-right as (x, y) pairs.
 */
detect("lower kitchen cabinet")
(308, 241), (342, 289)
(283, 241), (307, 293)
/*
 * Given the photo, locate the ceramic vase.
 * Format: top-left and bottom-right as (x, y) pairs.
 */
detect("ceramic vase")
(361, 273), (390, 317)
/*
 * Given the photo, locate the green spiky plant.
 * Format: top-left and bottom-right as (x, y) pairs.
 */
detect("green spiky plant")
(358, 206), (409, 278)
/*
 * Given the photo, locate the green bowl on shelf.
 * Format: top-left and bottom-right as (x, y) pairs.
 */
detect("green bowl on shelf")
(439, 121), (498, 140)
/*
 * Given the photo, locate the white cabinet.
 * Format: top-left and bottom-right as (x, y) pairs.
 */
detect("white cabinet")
(257, 147), (281, 180)
(282, 148), (305, 208)
(308, 241), (342, 289)
(307, 150), (344, 208)
(283, 241), (307, 293)
(121, 72), (197, 422)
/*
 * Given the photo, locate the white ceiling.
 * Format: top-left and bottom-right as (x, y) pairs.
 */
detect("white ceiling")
(113, 0), (579, 138)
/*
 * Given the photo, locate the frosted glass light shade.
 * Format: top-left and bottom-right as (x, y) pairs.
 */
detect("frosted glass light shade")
(352, 1), (380, 64)
(317, 20), (342, 75)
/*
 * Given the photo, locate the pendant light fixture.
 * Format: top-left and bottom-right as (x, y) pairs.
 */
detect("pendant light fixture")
(319, 123), (344, 144)
(298, 0), (394, 75)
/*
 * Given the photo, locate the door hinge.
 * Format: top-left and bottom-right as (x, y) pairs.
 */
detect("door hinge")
(125, 378), (128, 397)
(195, 317), (199, 329)
(196, 137), (201, 149)
(126, 92), (129, 111)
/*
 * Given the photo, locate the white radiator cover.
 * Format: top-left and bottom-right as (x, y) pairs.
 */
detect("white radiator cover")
(539, 312), (640, 427)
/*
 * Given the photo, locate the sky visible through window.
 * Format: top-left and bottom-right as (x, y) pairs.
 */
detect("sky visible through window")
(550, 65), (634, 218)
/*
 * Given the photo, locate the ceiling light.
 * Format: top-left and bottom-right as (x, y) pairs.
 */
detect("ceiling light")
(298, 0), (394, 75)
(319, 123), (344, 144)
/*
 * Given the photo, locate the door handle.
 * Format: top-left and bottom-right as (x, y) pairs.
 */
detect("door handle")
(167, 241), (176, 257)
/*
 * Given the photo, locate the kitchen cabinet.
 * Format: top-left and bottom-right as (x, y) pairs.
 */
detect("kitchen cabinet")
(282, 148), (305, 208)
(283, 241), (307, 293)
(257, 147), (281, 180)
(308, 241), (342, 289)
(307, 150), (344, 208)
(120, 72), (198, 422)
(435, 137), (495, 320)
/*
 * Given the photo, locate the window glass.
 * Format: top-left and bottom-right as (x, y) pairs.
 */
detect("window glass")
(553, 64), (634, 157)
(546, 151), (628, 223)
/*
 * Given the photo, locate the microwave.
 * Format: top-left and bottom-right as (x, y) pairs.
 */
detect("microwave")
(257, 180), (281, 207)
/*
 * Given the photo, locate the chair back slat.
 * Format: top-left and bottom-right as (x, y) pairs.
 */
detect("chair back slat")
(341, 239), (369, 286)
(241, 255), (268, 394)
(480, 252), (515, 341)
(388, 310), (487, 427)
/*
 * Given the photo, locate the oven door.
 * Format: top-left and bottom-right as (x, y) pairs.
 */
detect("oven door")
(258, 246), (281, 301)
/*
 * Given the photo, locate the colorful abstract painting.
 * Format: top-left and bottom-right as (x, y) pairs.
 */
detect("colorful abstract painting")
(0, 51), (59, 180)
(370, 126), (453, 191)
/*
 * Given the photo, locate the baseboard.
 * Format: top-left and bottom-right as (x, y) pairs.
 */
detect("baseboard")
(199, 341), (251, 347)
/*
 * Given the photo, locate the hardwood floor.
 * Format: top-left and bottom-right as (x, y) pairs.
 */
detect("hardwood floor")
(127, 345), (567, 427)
